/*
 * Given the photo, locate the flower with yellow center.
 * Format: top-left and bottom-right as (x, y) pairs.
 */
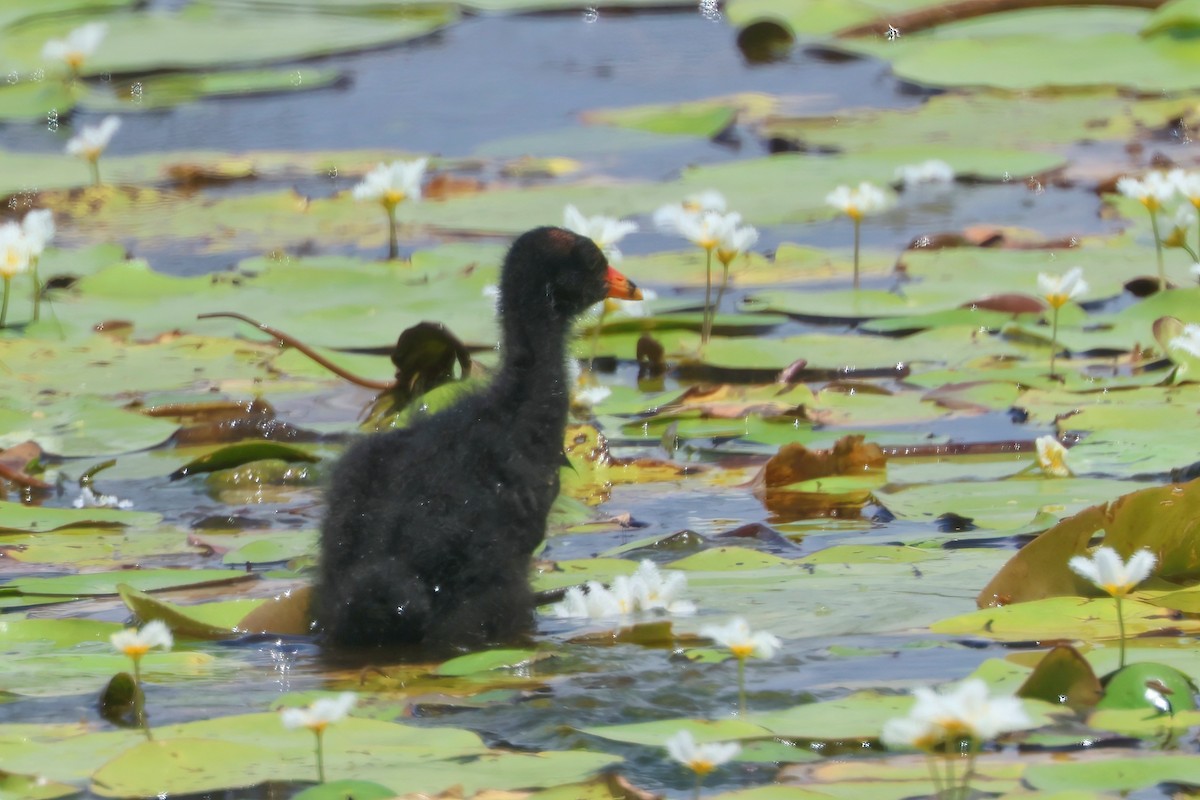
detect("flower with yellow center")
(700, 617), (780, 714)
(1034, 435), (1071, 478)
(1117, 172), (1177, 290)
(66, 116), (121, 186)
(1069, 547), (1155, 599)
(352, 159), (427, 259)
(665, 729), (740, 799)
(1037, 267), (1086, 378)
(110, 619), (173, 661)
(1069, 546), (1156, 669)
(42, 22), (107, 77)
(825, 182), (890, 290)
(282, 692), (357, 783)
(0, 223), (31, 329)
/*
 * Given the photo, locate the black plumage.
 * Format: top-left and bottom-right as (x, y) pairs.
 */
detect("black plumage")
(315, 227), (640, 654)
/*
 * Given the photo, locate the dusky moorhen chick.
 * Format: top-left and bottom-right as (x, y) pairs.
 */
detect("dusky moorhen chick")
(316, 227), (641, 653)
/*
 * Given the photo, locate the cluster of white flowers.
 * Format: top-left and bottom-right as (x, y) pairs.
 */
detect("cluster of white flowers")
(73, 485), (134, 510)
(653, 190), (759, 264)
(551, 559), (696, 620)
(1036, 265), (1087, 309)
(895, 159), (955, 189)
(882, 678), (1031, 751)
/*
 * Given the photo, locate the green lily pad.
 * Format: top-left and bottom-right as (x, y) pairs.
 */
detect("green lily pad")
(117, 584), (264, 639)
(0, 501), (158, 533)
(9, 568), (255, 597)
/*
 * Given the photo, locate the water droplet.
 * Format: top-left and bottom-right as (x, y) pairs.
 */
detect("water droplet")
(327, 166), (338, 179)
(581, 6), (598, 22)
(130, 81), (143, 105)
(100, 72), (111, 82)
(31, 68), (44, 82)
(46, 108), (58, 132)
(886, 24), (901, 41)
(698, 0), (721, 21)
(6, 71), (17, 85)
(291, 71), (303, 86)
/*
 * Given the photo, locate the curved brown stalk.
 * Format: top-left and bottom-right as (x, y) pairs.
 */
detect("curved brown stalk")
(836, 0), (1164, 38)
(198, 312), (394, 391)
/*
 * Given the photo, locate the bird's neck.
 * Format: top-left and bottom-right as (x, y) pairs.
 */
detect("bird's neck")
(490, 310), (572, 443)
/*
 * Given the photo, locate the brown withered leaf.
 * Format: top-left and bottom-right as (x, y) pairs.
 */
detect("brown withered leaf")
(960, 293), (1047, 314)
(423, 173), (484, 200)
(0, 441), (52, 490)
(754, 435), (886, 489)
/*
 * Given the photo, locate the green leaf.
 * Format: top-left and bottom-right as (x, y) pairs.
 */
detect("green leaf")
(171, 442), (319, 480)
(10, 568), (255, 597)
(117, 584), (264, 639)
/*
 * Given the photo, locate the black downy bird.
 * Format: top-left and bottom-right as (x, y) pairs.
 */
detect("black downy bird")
(315, 227), (642, 653)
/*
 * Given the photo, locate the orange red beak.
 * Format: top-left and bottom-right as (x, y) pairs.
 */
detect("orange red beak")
(605, 265), (643, 300)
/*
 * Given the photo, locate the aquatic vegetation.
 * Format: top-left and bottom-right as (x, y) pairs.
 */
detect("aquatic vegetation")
(1117, 172), (1175, 291)
(824, 181), (890, 289)
(110, 620), (173, 739)
(664, 729), (741, 800)
(1036, 266), (1087, 378)
(1034, 435), (1071, 478)
(42, 22), (107, 81)
(699, 617), (780, 715)
(883, 678), (1031, 800)
(352, 159), (427, 260)
(281, 693), (357, 783)
(1069, 547), (1157, 669)
(66, 115), (121, 187)
(0, 222), (31, 328)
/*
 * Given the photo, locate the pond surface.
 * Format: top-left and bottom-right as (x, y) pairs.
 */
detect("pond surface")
(3, 2), (1200, 800)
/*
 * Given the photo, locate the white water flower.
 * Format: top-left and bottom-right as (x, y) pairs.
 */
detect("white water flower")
(575, 385), (612, 406)
(1169, 323), (1200, 358)
(21, 210), (55, 257)
(1116, 172), (1176, 212)
(42, 22), (107, 72)
(882, 679), (1030, 750)
(563, 205), (637, 261)
(0, 223), (31, 279)
(1037, 266), (1087, 309)
(66, 115), (121, 162)
(352, 159), (427, 207)
(683, 190), (727, 213)
(665, 730), (741, 776)
(1034, 436), (1071, 478)
(110, 620), (173, 660)
(653, 206), (742, 252)
(281, 692), (357, 732)
(1069, 546), (1156, 598)
(72, 485), (133, 510)
(552, 560), (694, 619)
(700, 617), (781, 660)
(895, 159), (955, 189)
(716, 221), (759, 266)
(630, 560), (695, 615)
(1172, 170), (1200, 208)
(825, 181), (890, 220)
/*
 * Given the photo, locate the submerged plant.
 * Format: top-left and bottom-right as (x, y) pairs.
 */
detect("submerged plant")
(1117, 172), (1175, 291)
(42, 22), (107, 81)
(665, 729), (741, 800)
(882, 678), (1030, 800)
(352, 159), (426, 260)
(22, 209), (54, 322)
(281, 692), (357, 783)
(1036, 266), (1087, 378)
(825, 181), (890, 290)
(699, 617), (780, 715)
(0, 223), (31, 328)
(66, 115), (121, 187)
(109, 620), (173, 739)
(1068, 546), (1156, 669)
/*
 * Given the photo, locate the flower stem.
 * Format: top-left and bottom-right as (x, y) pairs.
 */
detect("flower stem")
(924, 755), (945, 799)
(89, 156), (101, 188)
(0, 275), (10, 328)
(1049, 305), (1059, 378)
(1116, 594), (1127, 669)
(30, 259), (41, 322)
(1149, 208), (1165, 291)
(132, 659), (153, 741)
(852, 217), (862, 290)
(701, 247), (714, 347)
(693, 771), (702, 800)
(315, 729), (326, 783)
(736, 655), (746, 716)
(385, 203), (398, 260)
(712, 260), (731, 329)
